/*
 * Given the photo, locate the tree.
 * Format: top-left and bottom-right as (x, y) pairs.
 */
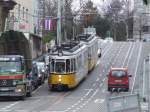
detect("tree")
(143, 0), (149, 5)
(93, 16), (111, 38)
(43, 0), (74, 41)
(105, 0), (133, 41)
(42, 31), (56, 44)
(81, 1), (98, 27)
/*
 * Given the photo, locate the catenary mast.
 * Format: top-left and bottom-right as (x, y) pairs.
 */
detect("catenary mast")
(57, 0), (62, 47)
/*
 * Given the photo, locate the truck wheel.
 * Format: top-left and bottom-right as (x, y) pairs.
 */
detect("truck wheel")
(26, 91), (32, 97)
(126, 88), (129, 92)
(19, 95), (25, 100)
(108, 87), (111, 91)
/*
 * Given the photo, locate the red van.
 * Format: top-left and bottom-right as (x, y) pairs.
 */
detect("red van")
(107, 68), (132, 92)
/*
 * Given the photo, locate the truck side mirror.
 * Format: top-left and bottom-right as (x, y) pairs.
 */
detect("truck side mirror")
(129, 75), (132, 77)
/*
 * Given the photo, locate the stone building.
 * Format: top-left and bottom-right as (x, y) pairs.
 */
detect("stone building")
(0, 0), (16, 33)
(6, 0), (40, 35)
(133, 0), (150, 40)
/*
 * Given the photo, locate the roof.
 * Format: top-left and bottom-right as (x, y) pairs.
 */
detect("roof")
(111, 67), (128, 71)
(49, 41), (86, 56)
(0, 55), (23, 58)
(77, 34), (95, 42)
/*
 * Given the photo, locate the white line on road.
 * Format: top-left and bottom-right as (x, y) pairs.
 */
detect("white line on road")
(126, 43), (135, 66)
(1, 102), (18, 110)
(94, 99), (105, 103)
(131, 43), (142, 94)
(93, 83), (96, 87)
(96, 78), (99, 82)
(122, 43), (132, 67)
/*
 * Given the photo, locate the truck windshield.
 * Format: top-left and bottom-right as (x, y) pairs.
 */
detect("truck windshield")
(112, 70), (126, 78)
(0, 61), (21, 72)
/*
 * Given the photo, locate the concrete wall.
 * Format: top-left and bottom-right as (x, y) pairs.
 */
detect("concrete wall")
(24, 33), (42, 59)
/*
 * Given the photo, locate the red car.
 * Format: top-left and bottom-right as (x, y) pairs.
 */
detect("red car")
(107, 68), (132, 92)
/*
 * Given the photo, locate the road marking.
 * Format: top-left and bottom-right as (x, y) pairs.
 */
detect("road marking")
(102, 78), (106, 82)
(0, 110), (11, 112)
(126, 43), (135, 66)
(113, 102), (122, 108)
(131, 43), (142, 94)
(93, 83), (96, 87)
(94, 99), (105, 103)
(53, 92), (70, 105)
(102, 44), (113, 58)
(84, 89), (93, 96)
(102, 89), (105, 93)
(122, 43), (132, 67)
(100, 83), (103, 87)
(96, 78), (99, 81)
(32, 84), (43, 94)
(1, 102), (18, 110)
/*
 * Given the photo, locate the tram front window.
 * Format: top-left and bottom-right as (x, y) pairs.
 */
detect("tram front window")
(55, 62), (65, 73)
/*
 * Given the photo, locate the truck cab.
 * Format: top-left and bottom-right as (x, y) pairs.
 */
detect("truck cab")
(107, 68), (131, 92)
(0, 55), (32, 99)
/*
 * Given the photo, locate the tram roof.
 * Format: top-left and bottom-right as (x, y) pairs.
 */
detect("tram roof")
(49, 41), (86, 56)
(77, 34), (96, 42)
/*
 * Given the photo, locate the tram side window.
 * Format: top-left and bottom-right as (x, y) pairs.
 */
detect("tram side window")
(66, 59), (70, 72)
(74, 59), (76, 71)
(71, 59), (74, 72)
(71, 59), (76, 72)
(88, 47), (92, 58)
(51, 59), (55, 72)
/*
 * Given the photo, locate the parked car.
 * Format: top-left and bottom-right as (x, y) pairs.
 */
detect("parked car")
(30, 67), (39, 89)
(33, 62), (47, 85)
(104, 37), (114, 43)
(107, 67), (132, 92)
(97, 48), (101, 58)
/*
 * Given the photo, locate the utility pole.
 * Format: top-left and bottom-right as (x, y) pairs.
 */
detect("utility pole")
(62, 0), (67, 42)
(57, 0), (62, 47)
(126, 0), (129, 40)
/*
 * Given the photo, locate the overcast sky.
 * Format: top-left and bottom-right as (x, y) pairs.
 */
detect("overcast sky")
(72, 0), (111, 11)
(72, 0), (134, 12)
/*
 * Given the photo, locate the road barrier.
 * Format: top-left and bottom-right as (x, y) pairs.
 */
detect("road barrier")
(107, 94), (141, 112)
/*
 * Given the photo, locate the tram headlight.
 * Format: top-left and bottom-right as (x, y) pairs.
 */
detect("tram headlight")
(58, 78), (62, 82)
(58, 75), (62, 78)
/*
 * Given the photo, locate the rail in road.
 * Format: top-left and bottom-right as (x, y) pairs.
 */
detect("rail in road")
(0, 42), (149, 112)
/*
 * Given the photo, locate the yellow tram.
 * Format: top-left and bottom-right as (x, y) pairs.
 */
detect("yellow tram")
(77, 34), (98, 72)
(48, 30), (99, 90)
(48, 41), (88, 90)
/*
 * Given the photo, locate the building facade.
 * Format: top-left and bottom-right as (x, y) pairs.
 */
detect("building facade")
(133, 0), (150, 40)
(6, 0), (41, 36)
(0, 0), (16, 33)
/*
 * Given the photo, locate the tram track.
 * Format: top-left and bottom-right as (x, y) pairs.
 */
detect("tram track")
(0, 42), (146, 112)
(62, 42), (127, 112)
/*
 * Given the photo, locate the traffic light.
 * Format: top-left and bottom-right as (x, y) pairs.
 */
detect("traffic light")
(143, 0), (149, 5)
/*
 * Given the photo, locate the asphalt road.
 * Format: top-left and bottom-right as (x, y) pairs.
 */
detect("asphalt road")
(0, 42), (149, 112)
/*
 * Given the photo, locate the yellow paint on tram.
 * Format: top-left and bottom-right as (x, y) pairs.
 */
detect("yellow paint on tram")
(48, 73), (76, 88)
